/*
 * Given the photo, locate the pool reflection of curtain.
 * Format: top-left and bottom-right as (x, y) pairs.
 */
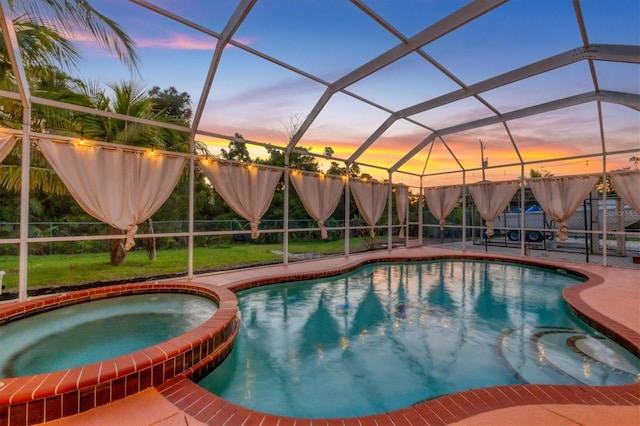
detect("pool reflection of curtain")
(424, 185), (462, 230)
(427, 263), (454, 307)
(474, 265), (508, 322)
(300, 295), (341, 357)
(527, 175), (598, 241)
(198, 159), (283, 238)
(610, 171), (640, 213)
(468, 180), (519, 237)
(289, 171), (345, 239)
(38, 139), (186, 250)
(0, 134), (16, 163)
(350, 284), (385, 336)
(350, 180), (388, 237)
(395, 184), (409, 237)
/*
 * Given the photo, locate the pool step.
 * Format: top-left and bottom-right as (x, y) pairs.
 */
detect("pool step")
(498, 326), (640, 386)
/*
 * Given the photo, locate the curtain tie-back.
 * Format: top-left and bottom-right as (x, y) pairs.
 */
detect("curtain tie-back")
(439, 218), (446, 231)
(250, 221), (260, 239)
(125, 224), (138, 251)
(369, 227), (376, 238)
(557, 222), (569, 241)
(484, 221), (495, 237)
(318, 220), (328, 239)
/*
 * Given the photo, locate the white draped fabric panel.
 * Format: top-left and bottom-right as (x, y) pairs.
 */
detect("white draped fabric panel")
(467, 181), (519, 237)
(0, 134), (16, 163)
(424, 185), (462, 230)
(610, 172), (640, 213)
(289, 171), (345, 239)
(395, 185), (409, 238)
(528, 175), (599, 241)
(350, 180), (388, 237)
(38, 139), (187, 250)
(198, 160), (282, 239)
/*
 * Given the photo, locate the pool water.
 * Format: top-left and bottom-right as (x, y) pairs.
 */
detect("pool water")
(0, 293), (218, 377)
(199, 260), (640, 418)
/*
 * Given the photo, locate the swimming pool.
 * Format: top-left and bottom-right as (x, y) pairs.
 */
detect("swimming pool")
(0, 293), (217, 377)
(199, 259), (640, 418)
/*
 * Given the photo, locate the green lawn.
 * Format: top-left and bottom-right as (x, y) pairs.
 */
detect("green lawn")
(0, 238), (370, 292)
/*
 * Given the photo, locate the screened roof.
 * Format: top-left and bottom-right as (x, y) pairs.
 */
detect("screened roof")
(1, 0), (639, 186)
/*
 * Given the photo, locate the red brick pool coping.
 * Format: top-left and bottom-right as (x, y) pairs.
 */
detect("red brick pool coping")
(159, 253), (639, 425)
(0, 283), (239, 426)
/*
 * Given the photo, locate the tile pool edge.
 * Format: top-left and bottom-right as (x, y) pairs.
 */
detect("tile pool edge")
(0, 282), (239, 426)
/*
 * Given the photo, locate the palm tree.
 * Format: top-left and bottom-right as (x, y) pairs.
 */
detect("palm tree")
(5, 0), (138, 71)
(1, 0), (140, 195)
(75, 80), (190, 265)
(529, 168), (554, 178)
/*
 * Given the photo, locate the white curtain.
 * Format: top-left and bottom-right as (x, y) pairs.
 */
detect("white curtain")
(528, 175), (599, 241)
(468, 180), (519, 237)
(350, 180), (388, 237)
(0, 134), (16, 163)
(425, 185), (462, 230)
(38, 139), (187, 250)
(610, 171), (640, 213)
(289, 171), (345, 239)
(395, 185), (409, 238)
(198, 159), (282, 239)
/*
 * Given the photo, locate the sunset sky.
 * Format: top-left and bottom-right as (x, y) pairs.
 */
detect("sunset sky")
(58, 1), (639, 186)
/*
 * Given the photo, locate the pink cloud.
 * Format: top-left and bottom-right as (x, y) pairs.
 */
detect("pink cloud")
(135, 33), (217, 50)
(64, 28), (253, 51)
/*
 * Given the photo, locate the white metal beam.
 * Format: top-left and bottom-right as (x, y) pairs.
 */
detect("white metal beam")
(397, 45), (639, 120)
(189, 0), (256, 138)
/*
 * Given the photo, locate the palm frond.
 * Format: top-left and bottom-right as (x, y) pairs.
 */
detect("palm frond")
(7, 0), (139, 72)
(0, 164), (69, 196)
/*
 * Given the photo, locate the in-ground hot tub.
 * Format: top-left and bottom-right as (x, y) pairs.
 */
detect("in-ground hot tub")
(0, 282), (239, 426)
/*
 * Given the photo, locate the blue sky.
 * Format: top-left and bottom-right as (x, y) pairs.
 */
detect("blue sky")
(62, 0), (640, 184)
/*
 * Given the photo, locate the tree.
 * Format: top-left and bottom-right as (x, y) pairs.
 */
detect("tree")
(220, 133), (252, 162)
(148, 86), (192, 123)
(326, 161), (360, 177)
(529, 168), (553, 178)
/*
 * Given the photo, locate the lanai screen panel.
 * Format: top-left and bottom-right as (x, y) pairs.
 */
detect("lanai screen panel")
(232, 0), (400, 80)
(141, 0), (241, 34)
(197, 47), (327, 144)
(600, 103), (640, 155)
(437, 124), (520, 174)
(479, 62), (596, 114)
(299, 92), (391, 160)
(409, 96), (495, 133)
(421, 1), (581, 84)
(355, 120), (431, 172)
(509, 104), (605, 167)
(580, 0), (639, 44)
(347, 53), (461, 112)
